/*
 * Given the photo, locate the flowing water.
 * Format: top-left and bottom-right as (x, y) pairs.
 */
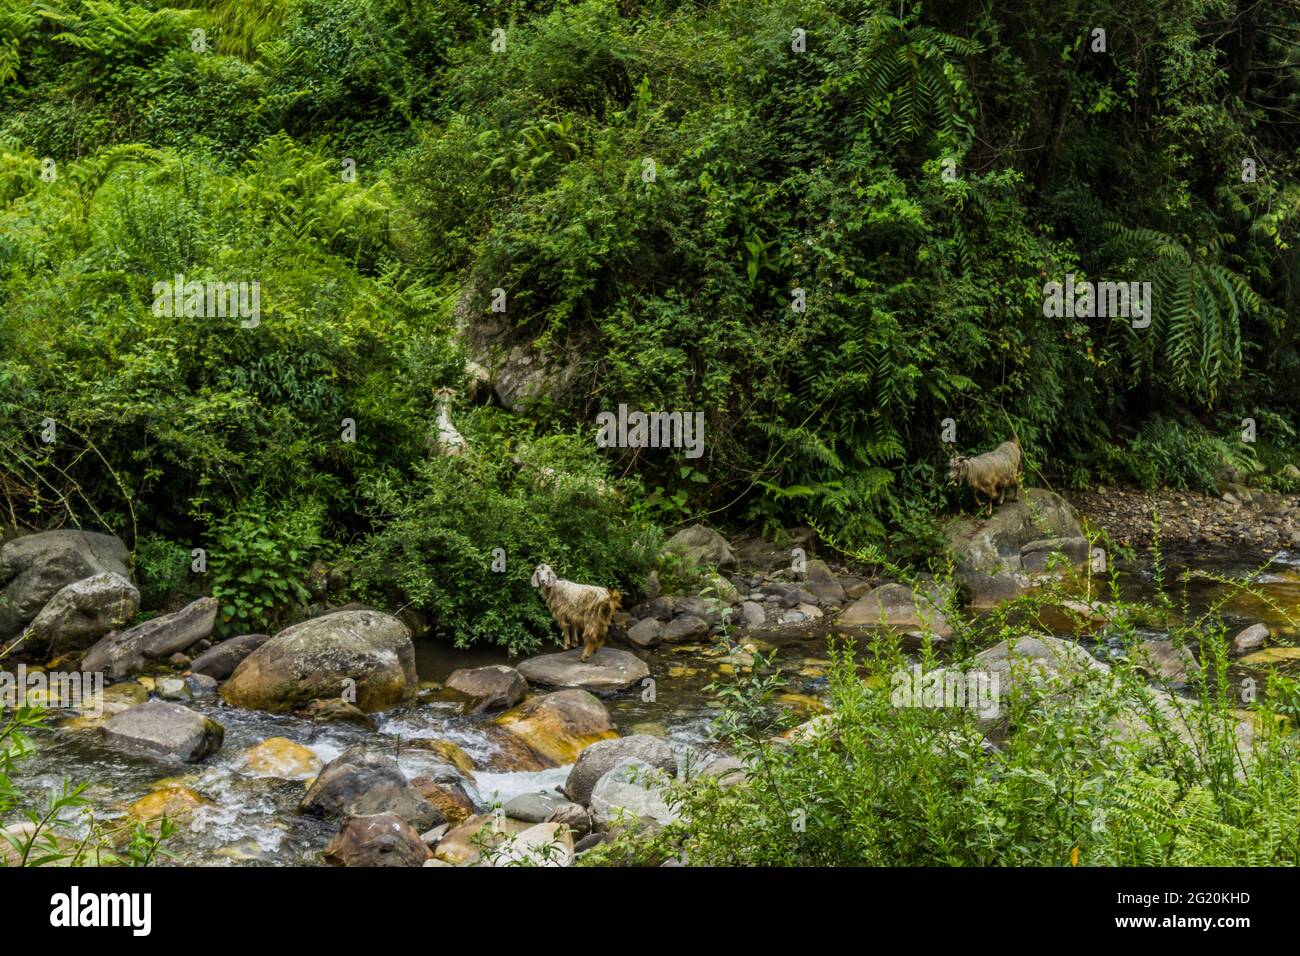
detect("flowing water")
(9, 547), (1300, 866)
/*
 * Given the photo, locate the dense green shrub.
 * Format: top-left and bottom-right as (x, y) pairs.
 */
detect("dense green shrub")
(349, 426), (661, 653)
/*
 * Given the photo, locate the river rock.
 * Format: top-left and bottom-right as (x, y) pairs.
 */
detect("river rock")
(406, 738), (477, 776)
(324, 813), (432, 867)
(701, 572), (740, 604)
(411, 776), (476, 826)
(81, 597), (219, 679)
(0, 529), (131, 638)
(1133, 640), (1200, 684)
(589, 758), (678, 832)
(516, 647), (649, 693)
(101, 700), (224, 763)
(944, 489), (1086, 605)
(237, 737), (323, 779)
(801, 559), (846, 604)
(444, 664), (527, 714)
(626, 618), (663, 648)
(563, 734), (678, 806)
(838, 583), (953, 638)
(1231, 623), (1268, 655)
(661, 614), (709, 643)
(222, 610), (417, 713)
(664, 524), (737, 570)
(740, 601), (766, 628)
(18, 572), (139, 656)
(189, 633), (271, 680)
(488, 821), (575, 867)
(490, 689), (619, 768)
(432, 812), (532, 865)
(504, 791), (572, 823)
(296, 698), (378, 730)
(299, 745), (442, 831)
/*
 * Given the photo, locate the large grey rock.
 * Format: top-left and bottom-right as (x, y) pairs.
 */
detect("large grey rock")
(740, 601), (766, 628)
(944, 489), (1086, 605)
(517, 647), (649, 694)
(838, 583), (953, 638)
(445, 664), (527, 714)
(100, 700), (223, 763)
(589, 758), (678, 832)
(81, 597), (217, 678)
(664, 525), (737, 570)
(299, 745), (443, 831)
(626, 618), (663, 648)
(222, 610), (417, 713)
(660, 614), (709, 643)
(0, 529), (131, 637)
(189, 633), (271, 680)
(563, 735), (678, 806)
(801, 559), (845, 604)
(20, 572), (139, 655)
(503, 791), (578, 824)
(324, 813), (432, 867)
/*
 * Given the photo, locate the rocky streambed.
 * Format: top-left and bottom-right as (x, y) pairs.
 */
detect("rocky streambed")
(3, 488), (1300, 867)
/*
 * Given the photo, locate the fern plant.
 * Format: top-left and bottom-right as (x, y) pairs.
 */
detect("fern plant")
(851, 10), (982, 147)
(1108, 225), (1261, 408)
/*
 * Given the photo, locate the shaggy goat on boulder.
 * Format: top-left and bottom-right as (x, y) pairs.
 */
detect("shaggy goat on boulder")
(530, 564), (622, 662)
(948, 438), (1022, 516)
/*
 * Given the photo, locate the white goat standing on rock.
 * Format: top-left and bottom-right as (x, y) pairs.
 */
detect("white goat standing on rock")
(530, 563), (622, 662)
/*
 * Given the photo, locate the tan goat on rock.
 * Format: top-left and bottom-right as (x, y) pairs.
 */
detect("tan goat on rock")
(531, 563), (622, 662)
(948, 437), (1022, 517)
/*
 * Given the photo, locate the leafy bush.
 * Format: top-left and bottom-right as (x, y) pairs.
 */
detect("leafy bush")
(209, 499), (325, 635)
(598, 545), (1300, 866)
(349, 425), (661, 653)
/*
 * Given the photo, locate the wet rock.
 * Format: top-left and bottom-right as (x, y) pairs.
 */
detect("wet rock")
(185, 674), (218, 697)
(490, 689), (619, 768)
(664, 524), (737, 570)
(222, 610), (417, 713)
(0, 529), (131, 638)
(589, 758), (678, 832)
(324, 814), (432, 868)
(517, 647), (649, 693)
(80, 597), (217, 679)
(411, 776), (477, 826)
(189, 633), (271, 680)
(155, 676), (190, 701)
(101, 700), (223, 763)
(563, 734), (678, 806)
(660, 614), (709, 643)
(406, 738), (477, 776)
(626, 617), (663, 648)
(127, 786), (208, 830)
(295, 698), (377, 730)
(444, 665), (527, 714)
(1231, 623), (1269, 655)
(237, 737), (322, 780)
(299, 745), (442, 831)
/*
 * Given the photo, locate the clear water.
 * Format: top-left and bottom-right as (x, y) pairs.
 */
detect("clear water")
(9, 546), (1299, 866)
